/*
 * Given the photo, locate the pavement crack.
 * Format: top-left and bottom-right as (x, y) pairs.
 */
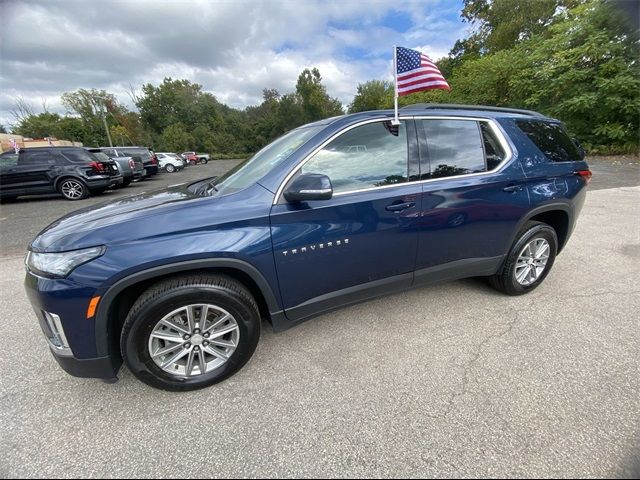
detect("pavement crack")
(441, 303), (534, 419)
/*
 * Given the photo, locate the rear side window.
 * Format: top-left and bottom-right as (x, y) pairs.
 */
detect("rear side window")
(516, 120), (582, 162)
(421, 119), (485, 179)
(20, 151), (60, 166)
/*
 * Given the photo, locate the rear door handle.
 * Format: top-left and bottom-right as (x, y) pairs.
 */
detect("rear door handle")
(503, 184), (524, 193)
(385, 201), (415, 212)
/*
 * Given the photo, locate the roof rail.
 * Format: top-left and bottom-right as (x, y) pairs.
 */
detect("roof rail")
(400, 103), (545, 117)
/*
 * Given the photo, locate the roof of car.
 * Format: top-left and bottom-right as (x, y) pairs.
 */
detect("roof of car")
(320, 103), (551, 128)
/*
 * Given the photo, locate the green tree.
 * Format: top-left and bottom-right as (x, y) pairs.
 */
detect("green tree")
(15, 112), (63, 138)
(349, 80), (394, 113)
(510, 0), (639, 151)
(295, 68), (343, 122)
(160, 123), (194, 152)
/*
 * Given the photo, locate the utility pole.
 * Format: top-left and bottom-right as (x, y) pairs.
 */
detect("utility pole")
(100, 104), (113, 147)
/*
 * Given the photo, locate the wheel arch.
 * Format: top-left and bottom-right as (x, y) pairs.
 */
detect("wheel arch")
(94, 259), (282, 359)
(512, 203), (572, 254)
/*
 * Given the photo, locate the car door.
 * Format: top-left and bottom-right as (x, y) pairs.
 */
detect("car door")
(414, 117), (530, 283)
(14, 150), (59, 194)
(270, 119), (422, 322)
(0, 152), (21, 196)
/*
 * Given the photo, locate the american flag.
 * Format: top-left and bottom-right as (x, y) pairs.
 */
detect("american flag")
(396, 46), (450, 96)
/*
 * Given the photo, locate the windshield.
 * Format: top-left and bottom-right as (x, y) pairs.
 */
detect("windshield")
(212, 125), (323, 195)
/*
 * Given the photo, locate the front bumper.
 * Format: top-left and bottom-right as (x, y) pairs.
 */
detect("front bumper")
(25, 270), (121, 380)
(51, 350), (120, 380)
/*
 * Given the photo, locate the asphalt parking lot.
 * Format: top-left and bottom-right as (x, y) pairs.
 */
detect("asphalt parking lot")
(0, 158), (638, 477)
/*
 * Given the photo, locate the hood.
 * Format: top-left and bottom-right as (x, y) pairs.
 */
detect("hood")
(31, 181), (216, 252)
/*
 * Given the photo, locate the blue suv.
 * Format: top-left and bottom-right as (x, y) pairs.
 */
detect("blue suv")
(24, 104), (591, 391)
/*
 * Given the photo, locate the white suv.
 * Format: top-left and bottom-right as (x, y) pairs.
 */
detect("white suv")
(156, 153), (185, 173)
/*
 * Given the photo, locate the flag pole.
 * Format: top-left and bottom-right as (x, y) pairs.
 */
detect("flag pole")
(392, 45), (400, 125)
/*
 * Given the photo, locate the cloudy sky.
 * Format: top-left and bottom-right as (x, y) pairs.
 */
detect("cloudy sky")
(0, 0), (467, 129)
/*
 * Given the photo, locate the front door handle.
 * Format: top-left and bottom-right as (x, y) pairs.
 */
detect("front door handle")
(385, 201), (415, 212)
(503, 184), (524, 193)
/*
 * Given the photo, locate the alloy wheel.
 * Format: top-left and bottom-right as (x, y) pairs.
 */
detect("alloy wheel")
(514, 237), (550, 286)
(60, 180), (85, 200)
(148, 304), (240, 377)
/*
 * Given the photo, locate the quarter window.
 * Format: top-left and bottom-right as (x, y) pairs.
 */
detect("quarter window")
(516, 120), (582, 162)
(301, 121), (408, 193)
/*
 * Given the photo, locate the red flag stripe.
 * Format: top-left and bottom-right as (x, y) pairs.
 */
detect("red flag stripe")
(398, 80), (451, 96)
(398, 74), (448, 89)
(420, 56), (438, 67)
(398, 68), (445, 82)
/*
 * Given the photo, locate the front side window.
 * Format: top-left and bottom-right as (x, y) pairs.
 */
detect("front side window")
(421, 119), (486, 179)
(0, 153), (19, 170)
(301, 121), (408, 193)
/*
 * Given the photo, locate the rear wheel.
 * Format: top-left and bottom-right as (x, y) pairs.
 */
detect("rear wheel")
(121, 274), (261, 391)
(200, 157), (208, 164)
(489, 221), (557, 295)
(58, 178), (89, 200)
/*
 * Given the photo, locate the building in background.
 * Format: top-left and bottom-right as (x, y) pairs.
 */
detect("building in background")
(0, 134), (82, 152)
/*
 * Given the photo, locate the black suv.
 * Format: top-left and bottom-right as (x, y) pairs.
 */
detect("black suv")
(0, 147), (123, 201)
(99, 147), (159, 176)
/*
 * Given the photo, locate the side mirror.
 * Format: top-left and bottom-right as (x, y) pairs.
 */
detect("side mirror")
(284, 173), (333, 203)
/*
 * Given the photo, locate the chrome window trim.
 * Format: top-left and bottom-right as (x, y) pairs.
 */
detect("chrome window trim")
(273, 115), (514, 204)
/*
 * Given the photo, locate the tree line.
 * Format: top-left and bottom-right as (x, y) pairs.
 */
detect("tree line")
(8, 0), (638, 155)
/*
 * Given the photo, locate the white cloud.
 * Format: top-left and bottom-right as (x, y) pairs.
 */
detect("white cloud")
(0, 0), (464, 128)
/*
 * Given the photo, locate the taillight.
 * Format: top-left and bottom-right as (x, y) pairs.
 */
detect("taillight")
(128, 159), (135, 169)
(151, 155), (158, 165)
(575, 170), (592, 184)
(89, 161), (106, 173)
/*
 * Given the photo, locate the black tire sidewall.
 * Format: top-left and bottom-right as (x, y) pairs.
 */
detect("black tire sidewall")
(123, 285), (260, 391)
(504, 224), (558, 294)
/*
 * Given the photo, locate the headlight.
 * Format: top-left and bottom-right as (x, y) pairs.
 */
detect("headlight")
(26, 246), (105, 278)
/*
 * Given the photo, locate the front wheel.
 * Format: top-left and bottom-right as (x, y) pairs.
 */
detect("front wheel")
(489, 221), (558, 295)
(165, 164), (176, 173)
(121, 274), (261, 391)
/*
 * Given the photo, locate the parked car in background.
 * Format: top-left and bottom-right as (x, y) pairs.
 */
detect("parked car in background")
(100, 147), (159, 176)
(23, 104), (590, 391)
(88, 148), (145, 186)
(0, 146), (122, 201)
(181, 152), (209, 164)
(156, 153), (185, 173)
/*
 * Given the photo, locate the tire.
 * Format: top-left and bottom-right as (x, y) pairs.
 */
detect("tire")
(200, 157), (208, 164)
(165, 164), (176, 173)
(121, 274), (261, 391)
(58, 177), (89, 201)
(489, 221), (558, 296)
